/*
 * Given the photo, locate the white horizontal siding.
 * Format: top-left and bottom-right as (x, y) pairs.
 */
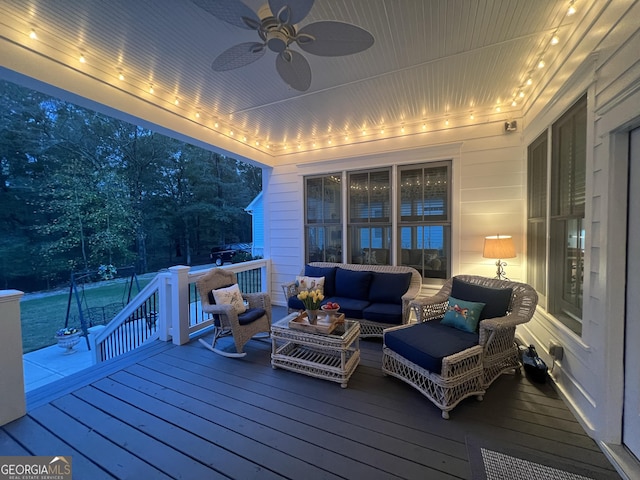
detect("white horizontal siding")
(516, 2), (640, 459)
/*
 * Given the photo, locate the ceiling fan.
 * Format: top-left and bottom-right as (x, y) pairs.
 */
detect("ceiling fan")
(192, 0), (375, 91)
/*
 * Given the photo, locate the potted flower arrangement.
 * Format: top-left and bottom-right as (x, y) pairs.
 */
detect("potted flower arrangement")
(297, 289), (324, 324)
(55, 327), (81, 354)
(98, 264), (117, 280)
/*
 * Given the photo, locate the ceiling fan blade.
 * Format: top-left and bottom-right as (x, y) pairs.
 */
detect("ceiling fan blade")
(268, 0), (314, 25)
(297, 21), (374, 56)
(212, 42), (266, 71)
(192, 0), (260, 30)
(276, 50), (311, 91)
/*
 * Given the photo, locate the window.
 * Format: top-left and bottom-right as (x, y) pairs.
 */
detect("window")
(398, 162), (451, 279)
(304, 174), (342, 263)
(304, 162), (452, 278)
(527, 94), (586, 335)
(348, 169), (391, 265)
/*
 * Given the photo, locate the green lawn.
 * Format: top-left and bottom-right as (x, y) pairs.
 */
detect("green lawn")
(20, 276), (152, 353)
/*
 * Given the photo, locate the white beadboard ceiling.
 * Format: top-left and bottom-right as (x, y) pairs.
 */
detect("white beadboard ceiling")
(0, 0), (626, 165)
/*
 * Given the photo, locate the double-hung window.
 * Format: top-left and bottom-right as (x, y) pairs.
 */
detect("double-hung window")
(304, 174), (342, 263)
(527, 94), (586, 335)
(398, 162), (451, 279)
(348, 169), (391, 265)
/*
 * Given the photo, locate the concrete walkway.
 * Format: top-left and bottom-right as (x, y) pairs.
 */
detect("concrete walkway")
(23, 338), (94, 392)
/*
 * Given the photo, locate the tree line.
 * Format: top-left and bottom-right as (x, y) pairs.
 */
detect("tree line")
(0, 80), (262, 292)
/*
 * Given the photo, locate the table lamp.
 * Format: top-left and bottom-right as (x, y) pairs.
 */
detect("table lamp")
(483, 235), (516, 280)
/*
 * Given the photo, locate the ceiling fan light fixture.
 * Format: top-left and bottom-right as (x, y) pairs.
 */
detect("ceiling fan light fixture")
(197, 0), (374, 92)
(266, 30), (289, 53)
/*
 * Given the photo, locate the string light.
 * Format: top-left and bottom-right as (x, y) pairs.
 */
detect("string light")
(29, 29), (37, 40)
(174, 98), (179, 105)
(538, 59), (545, 69)
(511, 100), (517, 107)
(422, 123), (426, 130)
(149, 85), (154, 94)
(551, 35), (559, 45)
(567, 1), (576, 16)
(79, 54), (86, 63)
(118, 72), (125, 81)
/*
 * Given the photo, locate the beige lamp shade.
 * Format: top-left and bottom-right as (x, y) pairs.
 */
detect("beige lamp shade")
(483, 235), (516, 259)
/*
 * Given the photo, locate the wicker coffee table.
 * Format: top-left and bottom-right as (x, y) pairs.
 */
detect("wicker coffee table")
(271, 312), (360, 388)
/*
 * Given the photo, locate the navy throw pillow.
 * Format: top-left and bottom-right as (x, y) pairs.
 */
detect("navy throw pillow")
(368, 271), (412, 305)
(335, 268), (372, 300)
(451, 278), (513, 320)
(305, 265), (337, 297)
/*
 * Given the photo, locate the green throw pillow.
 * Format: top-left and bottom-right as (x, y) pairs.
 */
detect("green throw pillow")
(441, 296), (486, 333)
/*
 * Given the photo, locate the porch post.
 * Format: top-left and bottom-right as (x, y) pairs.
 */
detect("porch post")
(0, 290), (26, 425)
(169, 265), (190, 345)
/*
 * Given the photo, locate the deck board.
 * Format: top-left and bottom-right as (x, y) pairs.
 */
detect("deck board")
(2, 328), (621, 479)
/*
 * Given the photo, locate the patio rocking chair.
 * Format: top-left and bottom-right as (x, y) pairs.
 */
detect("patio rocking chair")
(196, 268), (271, 358)
(382, 275), (538, 419)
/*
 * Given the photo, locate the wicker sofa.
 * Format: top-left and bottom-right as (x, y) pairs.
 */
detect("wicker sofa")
(282, 262), (422, 337)
(382, 275), (538, 418)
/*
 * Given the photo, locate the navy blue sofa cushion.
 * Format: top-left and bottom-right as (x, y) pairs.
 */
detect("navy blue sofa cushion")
(384, 320), (479, 375)
(305, 265), (337, 297)
(368, 271), (412, 305)
(451, 277), (513, 320)
(363, 303), (403, 324)
(287, 295), (305, 311)
(325, 296), (369, 319)
(335, 268), (372, 300)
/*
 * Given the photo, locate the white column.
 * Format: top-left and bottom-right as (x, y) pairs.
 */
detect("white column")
(0, 290), (26, 425)
(169, 266), (191, 345)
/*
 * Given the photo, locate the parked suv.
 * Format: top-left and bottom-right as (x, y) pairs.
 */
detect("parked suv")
(209, 243), (251, 266)
(209, 245), (237, 266)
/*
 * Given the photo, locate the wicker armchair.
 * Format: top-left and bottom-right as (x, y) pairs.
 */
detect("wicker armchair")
(382, 275), (538, 418)
(196, 268), (271, 358)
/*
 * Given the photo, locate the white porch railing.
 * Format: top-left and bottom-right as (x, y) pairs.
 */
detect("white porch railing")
(92, 259), (270, 362)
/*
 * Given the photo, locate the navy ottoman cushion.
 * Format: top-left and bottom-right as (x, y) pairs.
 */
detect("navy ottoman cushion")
(305, 265), (337, 297)
(335, 268), (372, 300)
(451, 277), (513, 320)
(384, 321), (479, 375)
(369, 271), (412, 305)
(363, 303), (403, 324)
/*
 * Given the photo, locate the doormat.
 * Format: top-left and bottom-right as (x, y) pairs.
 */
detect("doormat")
(466, 434), (620, 480)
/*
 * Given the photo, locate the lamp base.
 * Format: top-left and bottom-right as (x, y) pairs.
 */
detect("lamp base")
(494, 260), (510, 281)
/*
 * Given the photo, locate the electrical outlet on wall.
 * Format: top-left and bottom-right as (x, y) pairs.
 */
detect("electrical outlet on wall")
(548, 342), (564, 361)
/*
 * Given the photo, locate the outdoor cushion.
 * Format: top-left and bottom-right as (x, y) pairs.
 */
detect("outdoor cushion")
(212, 284), (246, 314)
(363, 303), (403, 324)
(325, 296), (369, 319)
(287, 295), (305, 311)
(335, 268), (372, 300)
(208, 284), (233, 304)
(305, 265), (337, 297)
(451, 277), (513, 320)
(384, 320), (479, 375)
(441, 296), (486, 333)
(237, 307), (267, 325)
(368, 271), (412, 305)
(295, 275), (325, 294)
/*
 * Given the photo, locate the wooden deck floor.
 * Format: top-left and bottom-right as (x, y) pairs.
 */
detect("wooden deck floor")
(2, 330), (621, 479)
